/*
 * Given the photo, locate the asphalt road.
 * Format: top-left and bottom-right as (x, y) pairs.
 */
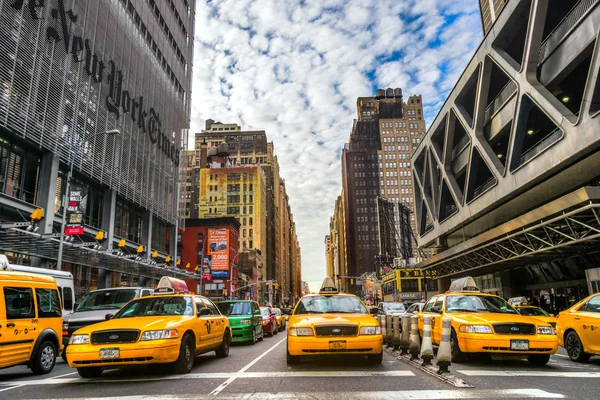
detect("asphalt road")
(0, 336), (599, 400)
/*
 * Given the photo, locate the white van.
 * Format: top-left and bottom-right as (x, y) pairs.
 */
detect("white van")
(0, 254), (75, 315)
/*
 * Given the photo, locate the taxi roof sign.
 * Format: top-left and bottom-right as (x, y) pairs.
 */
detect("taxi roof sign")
(448, 277), (480, 293)
(319, 277), (339, 295)
(508, 296), (528, 306)
(156, 276), (190, 294)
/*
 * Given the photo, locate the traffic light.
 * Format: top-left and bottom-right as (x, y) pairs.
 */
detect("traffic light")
(275, 283), (279, 290)
(30, 208), (44, 221)
(165, 255), (172, 263)
(351, 278), (354, 285)
(151, 250), (158, 258)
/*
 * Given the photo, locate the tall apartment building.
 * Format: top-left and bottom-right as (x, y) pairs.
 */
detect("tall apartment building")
(479, 0), (508, 34)
(185, 120), (302, 302)
(0, 0), (195, 294)
(326, 191), (348, 292)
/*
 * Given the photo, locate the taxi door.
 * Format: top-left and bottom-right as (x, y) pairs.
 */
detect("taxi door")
(578, 294), (600, 353)
(202, 298), (226, 344)
(193, 297), (214, 351)
(430, 297), (445, 345)
(0, 286), (38, 368)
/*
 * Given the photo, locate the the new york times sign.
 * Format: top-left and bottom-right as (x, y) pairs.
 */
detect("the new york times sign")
(12, 0), (181, 166)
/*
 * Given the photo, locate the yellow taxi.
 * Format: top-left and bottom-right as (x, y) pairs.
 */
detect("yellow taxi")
(0, 270), (63, 375)
(286, 278), (383, 365)
(556, 292), (600, 362)
(272, 308), (286, 332)
(66, 277), (231, 378)
(514, 306), (557, 328)
(417, 277), (558, 365)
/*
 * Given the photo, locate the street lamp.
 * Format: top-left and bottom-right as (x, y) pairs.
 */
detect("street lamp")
(56, 129), (120, 270)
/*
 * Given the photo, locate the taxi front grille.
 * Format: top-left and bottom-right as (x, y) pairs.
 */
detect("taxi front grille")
(72, 357), (153, 365)
(314, 325), (358, 336)
(91, 330), (140, 344)
(492, 323), (535, 335)
(302, 348), (372, 353)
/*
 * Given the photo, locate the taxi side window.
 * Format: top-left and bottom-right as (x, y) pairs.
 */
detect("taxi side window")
(202, 298), (219, 315)
(194, 297), (205, 315)
(433, 297), (444, 313)
(35, 288), (62, 318)
(62, 287), (73, 311)
(423, 297), (437, 312)
(4, 287), (35, 319)
(582, 295), (600, 313)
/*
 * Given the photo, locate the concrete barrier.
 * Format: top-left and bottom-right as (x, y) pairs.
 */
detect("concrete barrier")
(420, 315), (434, 366)
(399, 314), (411, 355)
(437, 317), (452, 374)
(385, 314), (393, 346)
(392, 315), (401, 350)
(381, 314), (387, 343)
(408, 315), (420, 360)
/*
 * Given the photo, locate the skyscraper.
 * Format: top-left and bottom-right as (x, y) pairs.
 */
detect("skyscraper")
(479, 0), (508, 34)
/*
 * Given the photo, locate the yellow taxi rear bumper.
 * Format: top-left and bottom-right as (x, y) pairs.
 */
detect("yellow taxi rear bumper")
(458, 334), (558, 354)
(287, 335), (383, 356)
(66, 339), (180, 368)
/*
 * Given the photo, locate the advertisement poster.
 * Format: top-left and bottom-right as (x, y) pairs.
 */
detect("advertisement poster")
(202, 256), (212, 280)
(65, 185), (88, 235)
(208, 228), (229, 276)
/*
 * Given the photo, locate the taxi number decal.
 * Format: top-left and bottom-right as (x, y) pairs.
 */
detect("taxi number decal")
(205, 320), (212, 334)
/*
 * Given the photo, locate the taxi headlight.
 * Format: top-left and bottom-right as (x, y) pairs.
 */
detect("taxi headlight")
(360, 326), (381, 335)
(141, 329), (179, 341)
(459, 325), (492, 334)
(69, 334), (90, 345)
(537, 326), (555, 335)
(239, 319), (252, 325)
(289, 328), (313, 336)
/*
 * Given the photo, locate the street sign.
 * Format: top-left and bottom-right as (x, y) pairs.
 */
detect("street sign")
(213, 279), (223, 283)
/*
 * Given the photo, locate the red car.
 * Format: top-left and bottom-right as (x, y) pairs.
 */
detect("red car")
(260, 307), (278, 337)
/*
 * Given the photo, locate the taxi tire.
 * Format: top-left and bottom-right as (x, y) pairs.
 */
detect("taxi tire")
(286, 346), (299, 365)
(565, 331), (591, 363)
(31, 341), (57, 375)
(450, 329), (465, 363)
(368, 350), (383, 364)
(216, 332), (230, 358)
(174, 334), (195, 374)
(77, 367), (103, 378)
(527, 354), (550, 366)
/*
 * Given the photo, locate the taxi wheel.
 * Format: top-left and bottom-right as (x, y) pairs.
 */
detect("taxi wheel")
(286, 346), (299, 365)
(527, 354), (550, 366)
(31, 341), (56, 375)
(174, 334), (195, 374)
(77, 367), (103, 378)
(216, 332), (230, 358)
(565, 331), (590, 363)
(368, 351), (383, 364)
(450, 329), (465, 363)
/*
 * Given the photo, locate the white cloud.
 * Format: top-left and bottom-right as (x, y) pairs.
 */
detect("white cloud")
(190, 0), (482, 283)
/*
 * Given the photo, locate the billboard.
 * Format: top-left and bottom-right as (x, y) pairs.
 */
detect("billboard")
(208, 228), (229, 276)
(65, 185), (88, 235)
(198, 170), (227, 218)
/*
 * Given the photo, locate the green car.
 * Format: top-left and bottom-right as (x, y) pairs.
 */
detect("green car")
(216, 300), (264, 344)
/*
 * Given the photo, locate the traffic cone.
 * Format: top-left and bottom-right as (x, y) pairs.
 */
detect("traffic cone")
(409, 315), (420, 361)
(437, 317), (452, 374)
(420, 315), (434, 366)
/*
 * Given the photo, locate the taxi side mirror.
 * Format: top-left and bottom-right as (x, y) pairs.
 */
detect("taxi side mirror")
(282, 308), (292, 315)
(198, 307), (211, 316)
(431, 306), (442, 314)
(369, 307), (379, 315)
(550, 314), (555, 317)
(254, 309), (261, 315)
(105, 313), (113, 320)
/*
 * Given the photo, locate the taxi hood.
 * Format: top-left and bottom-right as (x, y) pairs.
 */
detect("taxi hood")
(449, 312), (549, 326)
(291, 313), (377, 327)
(72, 316), (189, 335)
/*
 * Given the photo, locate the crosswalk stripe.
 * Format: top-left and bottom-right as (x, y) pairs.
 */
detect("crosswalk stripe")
(458, 370), (600, 378)
(0, 370), (414, 387)
(30, 388), (564, 399)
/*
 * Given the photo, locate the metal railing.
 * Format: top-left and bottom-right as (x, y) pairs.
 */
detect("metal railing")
(519, 127), (563, 165)
(450, 134), (470, 160)
(483, 80), (517, 125)
(538, 0), (599, 63)
(472, 177), (497, 199)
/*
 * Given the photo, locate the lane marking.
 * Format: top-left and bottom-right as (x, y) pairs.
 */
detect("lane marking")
(208, 335), (288, 396)
(31, 388), (565, 399)
(458, 370), (600, 378)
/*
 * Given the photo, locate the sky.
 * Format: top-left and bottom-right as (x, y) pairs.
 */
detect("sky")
(190, 0), (483, 289)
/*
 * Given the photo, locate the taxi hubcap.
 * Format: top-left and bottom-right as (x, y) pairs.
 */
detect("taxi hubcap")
(567, 334), (580, 358)
(41, 345), (54, 369)
(185, 344), (191, 363)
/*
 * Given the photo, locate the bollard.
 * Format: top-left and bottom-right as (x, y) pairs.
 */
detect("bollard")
(420, 316), (434, 366)
(385, 314), (393, 346)
(399, 314), (411, 355)
(392, 315), (401, 350)
(437, 317), (452, 374)
(408, 315), (421, 360)
(381, 314), (387, 342)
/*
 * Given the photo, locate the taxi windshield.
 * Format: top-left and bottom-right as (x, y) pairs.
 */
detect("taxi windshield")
(76, 289), (137, 311)
(518, 307), (550, 317)
(114, 296), (194, 318)
(295, 295), (367, 314)
(218, 302), (252, 316)
(445, 295), (518, 314)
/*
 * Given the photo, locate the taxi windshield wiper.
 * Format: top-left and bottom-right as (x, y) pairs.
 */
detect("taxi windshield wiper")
(448, 308), (478, 312)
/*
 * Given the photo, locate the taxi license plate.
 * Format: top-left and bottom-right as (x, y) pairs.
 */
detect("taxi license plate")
(329, 341), (346, 350)
(99, 348), (120, 359)
(510, 340), (529, 351)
